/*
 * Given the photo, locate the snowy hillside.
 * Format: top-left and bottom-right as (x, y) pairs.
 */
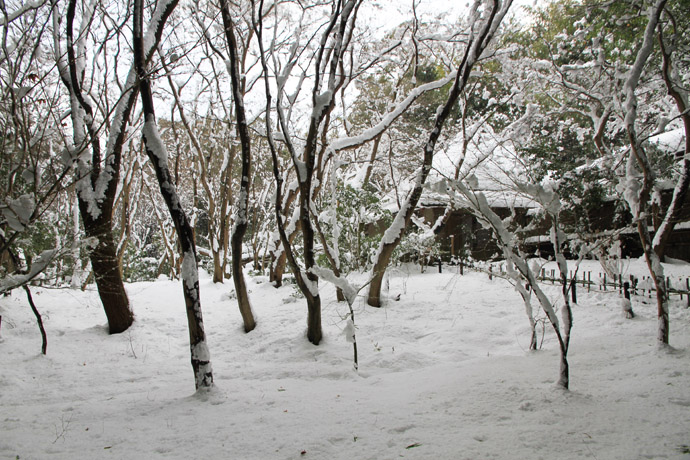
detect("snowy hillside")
(1, 260), (689, 460)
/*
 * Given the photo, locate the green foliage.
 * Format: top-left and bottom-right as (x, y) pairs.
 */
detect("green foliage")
(317, 183), (392, 272)
(121, 240), (165, 282)
(392, 226), (441, 266)
(525, 0), (646, 65)
(522, 117), (602, 180)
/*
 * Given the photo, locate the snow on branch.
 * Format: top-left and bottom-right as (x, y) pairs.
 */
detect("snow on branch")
(328, 72), (457, 152)
(308, 266), (358, 305)
(0, 0), (48, 26)
(622, 0), (666, 130)
(0, 250), (58, 293)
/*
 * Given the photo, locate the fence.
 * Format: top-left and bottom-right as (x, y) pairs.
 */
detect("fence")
(536, 268), (690, 306)
(455, 259), (690, 307)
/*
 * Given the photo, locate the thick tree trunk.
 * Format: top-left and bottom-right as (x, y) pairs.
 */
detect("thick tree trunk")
(298, 180), (323, 344)
(56, 0), (134, 334)
(307, 293), (322, 344)
(80, 202), (133, 334)
(368, 243), (396, 307)
(231, 252), (255, 332)
(212, 251), (224, 284)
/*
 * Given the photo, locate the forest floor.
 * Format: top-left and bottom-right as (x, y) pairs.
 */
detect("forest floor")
(1, 258), (690, 460)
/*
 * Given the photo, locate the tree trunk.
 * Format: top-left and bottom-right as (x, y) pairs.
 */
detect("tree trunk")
(652, 28), (690, 261)
(298, 178), (323, 344)
(24, 285), (47, 355)
(270, 221), (300, 287)
(557, 275), (573, 389)
(361, 135), (382, 188)
(56, 0), (134, 334)
(314, 215), (346, 302)
(270, 250), (287, 287)
(134, 0), (212, 390)
(212, 251), (224, 284)
(639, 220), (670, 344)
(621, 0), (668, 346)
(557, 344), (569, 389)
(221, 0), (257, 333)
(307, 293), (322, 344)
(368, 243), (396, 307)
(366, 0), (507, 307)
(80, 203), (133, 334)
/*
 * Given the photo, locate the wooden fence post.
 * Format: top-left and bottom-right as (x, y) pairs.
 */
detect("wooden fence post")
(587, 272), (591, 293)
(571, 278), (577, 304)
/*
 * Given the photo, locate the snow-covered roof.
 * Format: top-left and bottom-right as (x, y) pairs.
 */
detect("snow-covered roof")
(421, 187), (538, 210)
(648, 128), (685, 156)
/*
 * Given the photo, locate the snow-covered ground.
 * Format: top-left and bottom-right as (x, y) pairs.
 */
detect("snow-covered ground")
(1, 258), (689, 460)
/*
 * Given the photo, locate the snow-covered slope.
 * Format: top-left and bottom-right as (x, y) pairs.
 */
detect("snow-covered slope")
(1, 260), (689, 459)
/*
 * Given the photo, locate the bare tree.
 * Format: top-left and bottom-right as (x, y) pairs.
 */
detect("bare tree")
(133, 0), (213, 389)
(367, 0), (513, 307)
(453, 179), (574, 389)
(619, 0), (670, 345)
(220, 0), (257, 332)
(651, 8), (690, 261)
(1, 0), (71, 278)
(51, 0), (136, 333)
(253, 0), (363, 344)
(133, 0), (213, 390)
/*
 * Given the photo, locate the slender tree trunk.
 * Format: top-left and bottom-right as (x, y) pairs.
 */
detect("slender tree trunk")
(24, 285), (47, 355)
(314, 214), (345, 302)
(221, 1), (257, 333)
(639, 220), (670, 343)
(270, 186), (300, 286)
(3, 245), (49, 354)
(270, 220), (301, 287)
(557, 275), (573, 389)
(361, 135), (382, 188)
(620, 0), (669, 345)
(367, 0), (508, 307)
(517, 287), (538, 350)
(652, 28), (690, 261)
(134, 0), (212, 389)
(557, 338), (569, 389)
